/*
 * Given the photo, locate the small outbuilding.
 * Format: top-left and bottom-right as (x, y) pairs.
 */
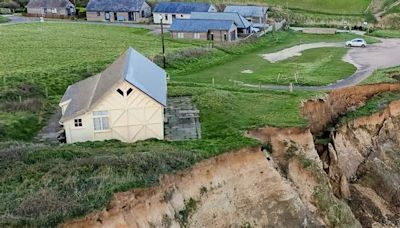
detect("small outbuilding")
(153, 2), (217, 24)
(86, 0), (151, 22)
(190, 12), (252, 34)
(170, 19), (237, 42)
(59, 47), (167, 143)
(26, 0), (75, 17)
(224, 5), (268, 24)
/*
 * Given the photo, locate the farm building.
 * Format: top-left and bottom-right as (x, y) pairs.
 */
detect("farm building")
(26, 0), (75, 17)
(86, 0), (151, 22)
(170, 19), (237, 42)
(224, 5), (268, 27)
(59, 47), (166, 144)
(153, 2), (217, 24)
(191, 12), (252, 34)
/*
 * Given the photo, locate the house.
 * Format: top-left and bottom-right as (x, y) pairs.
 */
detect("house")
(170, 19), (237, 42)
(191, 12), (252, 34)
(86, 0), (151, 22)
(153, 2), (217, 24)
(224, 5), (268, 27)
(59, 47), (167, 144)
(26, 0), (75, 17)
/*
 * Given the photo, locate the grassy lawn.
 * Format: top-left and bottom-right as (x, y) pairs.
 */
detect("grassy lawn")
(171, 31), (378, 87)
(0, 15), (10, 23)
(361, 66), (400, 84)
(369, 29), (400, 38)
(174, 47), (355, 86)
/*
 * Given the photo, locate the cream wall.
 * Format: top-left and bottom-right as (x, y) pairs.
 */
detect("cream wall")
(63, 81), (164, 143)
(153, 13), (190, 24)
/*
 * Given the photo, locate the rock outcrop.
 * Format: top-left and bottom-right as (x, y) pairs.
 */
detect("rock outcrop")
(63, 148), (320, 228)
(326, 101), (400, 227)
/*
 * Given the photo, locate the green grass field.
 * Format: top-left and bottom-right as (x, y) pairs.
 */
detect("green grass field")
(174, 47), (355, 86)
(0, 15), (10, 23)
(190, 0), (372, 15)
(171, 31), (378, 87)
(369, 29), (400, 38)
(361, 66), (400, 84)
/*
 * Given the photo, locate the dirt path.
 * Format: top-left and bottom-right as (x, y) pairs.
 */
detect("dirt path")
(242, 38), (400, 91)
(262, 42), (343, 63)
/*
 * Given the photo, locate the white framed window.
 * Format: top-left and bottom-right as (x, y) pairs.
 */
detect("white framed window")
(177, 32), (184, 38)
(193, 33), (200, 39)
(52, 8), (57, 14)
(93, 111), (110, 131)
(164, 14), (168, 20)
(74, 119), (82, 127)
(96, 12), (101, 16)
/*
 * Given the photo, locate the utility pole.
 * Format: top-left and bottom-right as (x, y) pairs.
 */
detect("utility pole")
(159, 15), (166, 69)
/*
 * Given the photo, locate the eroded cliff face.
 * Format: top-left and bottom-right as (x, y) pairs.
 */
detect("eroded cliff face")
(63, 148), (321, 228)
(325, 101), (400, 227)
(62, 85), (400, 228)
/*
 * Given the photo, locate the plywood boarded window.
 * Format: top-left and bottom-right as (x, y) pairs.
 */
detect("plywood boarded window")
(194, 33), (200, 39)
(93, 111), (110, 131)
(177, 33), (184, 38)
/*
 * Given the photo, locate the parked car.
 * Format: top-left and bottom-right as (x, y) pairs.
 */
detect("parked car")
(346, 38), (367, 47)
(251, 27), (260, 33)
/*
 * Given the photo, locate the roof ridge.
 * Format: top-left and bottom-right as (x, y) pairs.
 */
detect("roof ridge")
(86, 73), (102, 111)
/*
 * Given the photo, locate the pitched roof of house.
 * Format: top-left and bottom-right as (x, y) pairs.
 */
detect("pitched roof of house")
(26, 0), (73, 8)
(224, 5), (268, 18)
(60, 47), (167, 122)
(86, 0), (146, 12)
(169, 19), (234, 32)
(153, 2), (211, 14)
(191, 12), (252, 29)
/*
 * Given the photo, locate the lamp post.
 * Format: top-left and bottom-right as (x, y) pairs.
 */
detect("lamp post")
(159, 15), (166, 69)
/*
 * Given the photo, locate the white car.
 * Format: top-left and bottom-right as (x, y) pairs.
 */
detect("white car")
(346, 38), (367, 47)
(250, 27), (260, 33)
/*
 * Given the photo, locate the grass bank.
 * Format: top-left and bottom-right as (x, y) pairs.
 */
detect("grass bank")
(338, 91), (400, 124)
(0, 15), (10, 23)
(368, 29), (400, 38)
(361, 66), (400, 84)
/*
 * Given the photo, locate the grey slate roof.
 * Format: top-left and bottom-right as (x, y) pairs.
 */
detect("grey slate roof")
(224, 5), (268, 18)
(86, 0), (146, 12)
(153, 2), (211, 14)
(60, 47), (167, 122)
(27, 0), (73, 8)
(191, 12), (252, 29)
(169, 19), (234, 32)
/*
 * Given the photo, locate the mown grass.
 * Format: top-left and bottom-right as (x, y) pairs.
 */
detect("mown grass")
(338, 91), (400, 124)
(171, 31), (378, 87)
(369, 29), (400, 38)
(361, 66), (400, 84)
